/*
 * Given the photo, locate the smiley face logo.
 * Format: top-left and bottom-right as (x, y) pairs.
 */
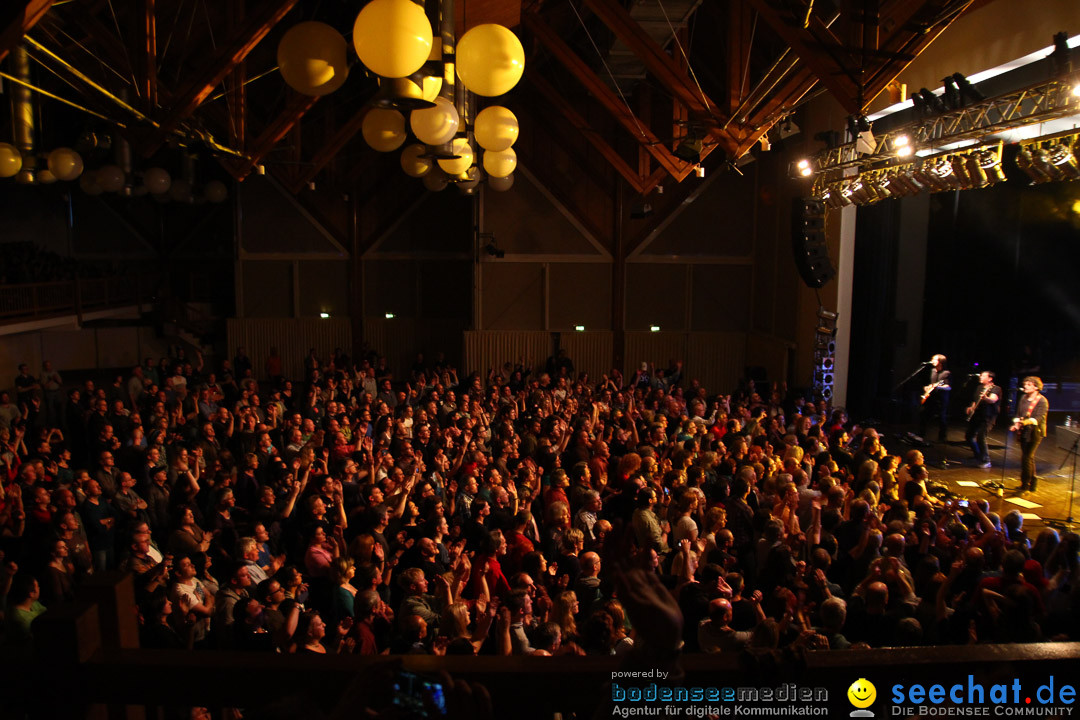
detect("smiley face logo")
(847, 678), (876, 714)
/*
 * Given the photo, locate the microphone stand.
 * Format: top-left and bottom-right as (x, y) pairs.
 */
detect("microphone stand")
(894, 362), (931, 394)
(890, 362), (930, 437)
(1045, 433), (1078, 529)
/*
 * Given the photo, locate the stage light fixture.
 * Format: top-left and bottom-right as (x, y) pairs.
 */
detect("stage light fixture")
(950, 155), (975, 187)
(674, 135), (704, 164)
(918, 88), (946, 114)
(942, 75), (962, 109)
(1051, 31), (1072, 75)
(952, 73), (985, 105)
(894, 135), (913, 157)
(931, 157), (957, 188)
(977, 149), (1006, 184)
(1016, 147), (1053, 183)
(964, 155), (988, 188)
(1047, 142), (1080, 179)
(797, 159), (813, 177)
(1032, 147), (1062, 181)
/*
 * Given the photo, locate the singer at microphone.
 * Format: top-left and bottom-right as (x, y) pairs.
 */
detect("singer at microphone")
(919, 354), (952, 443)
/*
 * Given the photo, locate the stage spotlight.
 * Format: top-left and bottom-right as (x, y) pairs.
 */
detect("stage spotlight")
(796, 159), (814, 177)
(931, 157), (957, 188)
(1016, 147), (1052, 183)
(1051, 31), (1072, 75)
(964, 154), (988, 188)
(977, 149), (1006, 184)
(952, 73), (985, 104)
(942, 75), (962, 109)
(1047, 142), (1080, 179)
(674, 135), (704, 164)
(1032, 147), (1062, 181)
(846, 114), (871, 140)
(894, 135), (913, 157)
(918, 88), (946, 114)
(867, 176), (892, 201)
(950, 155), (974, 187)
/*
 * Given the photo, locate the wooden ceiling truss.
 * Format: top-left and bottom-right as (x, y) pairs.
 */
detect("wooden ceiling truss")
(3, 0), (976, 193)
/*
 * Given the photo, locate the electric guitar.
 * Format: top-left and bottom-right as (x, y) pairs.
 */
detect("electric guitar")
(921, 381), (947, 404)
(965, 385), (991, 419)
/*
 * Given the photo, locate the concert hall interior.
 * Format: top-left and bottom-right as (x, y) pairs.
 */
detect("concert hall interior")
(0, 0), (1079, 718)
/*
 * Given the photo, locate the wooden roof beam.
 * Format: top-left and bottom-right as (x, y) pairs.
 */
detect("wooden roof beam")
(227, 0), (246, 150)
(740, 65), (819, 154)
(0, 0), (53, 64)
(581, 0), (734, 145)
(523, 10), (689, 179)
(140, 0), (299, 157)
(860, 0), (975, 106)
(727, 0), (755, 116)
(229, 92), (318, 181)
(131, 0), (156, 113)
(746, 0), (863, 114)
(529, 72), (646, 194)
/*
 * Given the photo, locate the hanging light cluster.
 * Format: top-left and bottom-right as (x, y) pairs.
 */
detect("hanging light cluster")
(1015, 135), (1080, 183)
(815, 142), (1007, 208)
(0, 142), (229, 203)
(276, 0), (524, 193)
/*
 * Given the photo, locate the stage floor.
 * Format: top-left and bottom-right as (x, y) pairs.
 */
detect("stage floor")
(883, 424), (1080, 535)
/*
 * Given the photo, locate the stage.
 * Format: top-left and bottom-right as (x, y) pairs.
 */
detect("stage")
(887, 423), (1080, 535)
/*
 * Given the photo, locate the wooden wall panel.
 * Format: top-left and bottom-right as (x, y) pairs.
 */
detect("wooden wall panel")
(558, 331), (614, 382)
(227, 318), (351, 381)
(464, 331), (552, 380)
(363, 318), (463, 381)
(623, 332), (688, 380)
(686, 332), (746, 394)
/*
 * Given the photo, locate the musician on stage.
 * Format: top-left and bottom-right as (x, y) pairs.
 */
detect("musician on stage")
(919, 354), (952, 442)
(964, 370), (1001, 468)
(1010, 376), (1048, 495)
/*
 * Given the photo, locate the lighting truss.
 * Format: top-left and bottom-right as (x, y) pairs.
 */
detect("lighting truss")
(808, 74), (1080, 183)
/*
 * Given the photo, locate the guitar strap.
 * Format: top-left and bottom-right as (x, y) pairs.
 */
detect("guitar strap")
(1021, 393), (1043, 418)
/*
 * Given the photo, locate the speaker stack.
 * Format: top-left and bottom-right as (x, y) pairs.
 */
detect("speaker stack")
(791, 198), (836, 289)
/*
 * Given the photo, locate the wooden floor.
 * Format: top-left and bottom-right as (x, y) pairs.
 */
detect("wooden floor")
(886, 424), (1080, 535)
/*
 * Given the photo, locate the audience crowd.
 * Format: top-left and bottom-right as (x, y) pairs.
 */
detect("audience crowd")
(1, 346), (1078, 662)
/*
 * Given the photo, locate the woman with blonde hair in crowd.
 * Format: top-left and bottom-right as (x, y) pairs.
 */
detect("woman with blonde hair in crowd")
(331, 557), (358, 621)
(552, 590), (580, 643)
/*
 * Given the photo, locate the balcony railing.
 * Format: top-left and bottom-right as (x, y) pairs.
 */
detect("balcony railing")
(0, 275), (150, 324)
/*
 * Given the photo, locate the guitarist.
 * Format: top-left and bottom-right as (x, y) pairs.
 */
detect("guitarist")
(918, 354), (952, 442)
(1010, 376), (1048, 495)
(964, 371), (1001, 468)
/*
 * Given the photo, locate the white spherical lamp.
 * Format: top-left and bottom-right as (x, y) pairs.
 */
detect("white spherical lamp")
(278, 21), (350, 96)
(437, 137), (474, 176)
(410, 97), (459, 146)
(353, 0), (433, 79)
(362, 108), (407, 152)
(456, 24), (524, 97)
(482, 147), (517, 178)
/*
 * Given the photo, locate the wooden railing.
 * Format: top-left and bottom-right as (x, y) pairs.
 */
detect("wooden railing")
(0, 275), (149, 324)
